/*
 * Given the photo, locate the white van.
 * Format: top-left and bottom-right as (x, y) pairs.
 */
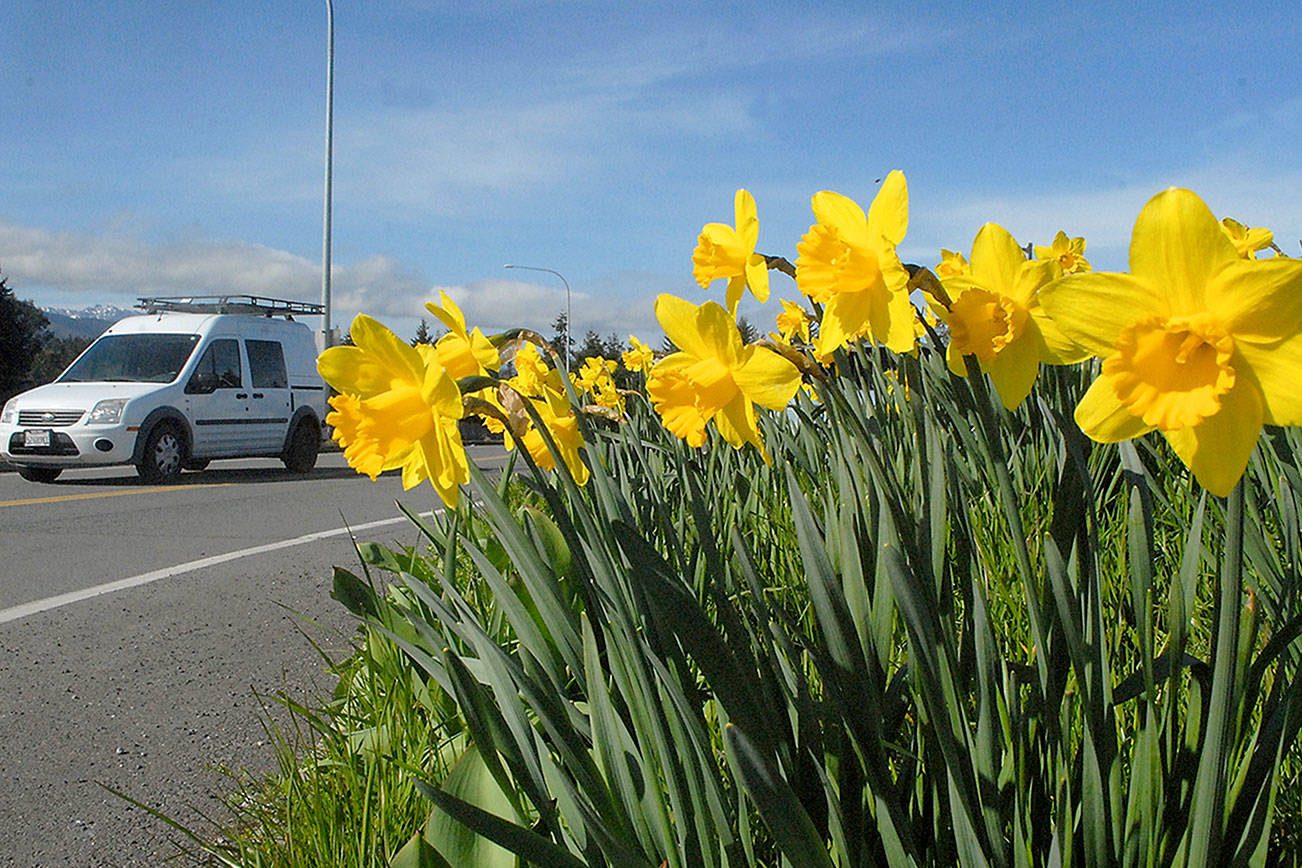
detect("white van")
(0, 296), (328, 483)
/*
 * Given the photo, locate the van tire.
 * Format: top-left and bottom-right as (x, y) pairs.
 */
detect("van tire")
(18, 466), (62, 483)
(137, 422), (185, 483)
(282, 419), (319, 473)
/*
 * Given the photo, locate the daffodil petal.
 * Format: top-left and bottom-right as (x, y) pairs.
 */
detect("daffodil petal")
(811, 191), (870, 248)
(416, 425), (465, 507)
(1208, 257), (1302, 344)
(946, 344), (971, 378)
(431, 291), (469, 335)
(1163, 380), (1263, 497)
(866, 170), (908, 247)
(655, 295), (739, 367)
(349, 315), (426, 386)
(735, 189), (759, 252)
(318, 346), (394, 398)
(725, 275), (746, 316)
(1039, 272), (1165, 356)
(1011, 259), (1056, 309)
(734, 346), (801, 410)
(423, 362), (464, 419)
(1029, 305), (1091, 364)
(1074, 376), (1156, 442)
(713, 394), (762, 451)
(470, 329), (501, 372)
(986, 333), (1040, 410)
(815, 290), (871, 356)
(1238, 335), (1302, 426)
(400, 447), (426, 490)
(1128, 188), (1238, 313)
(969, 223), (1025, 295)
(745, 255), (770, 304)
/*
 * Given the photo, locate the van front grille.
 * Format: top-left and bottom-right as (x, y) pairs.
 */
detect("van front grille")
(8, 432), (79, 456)
(18, 410), (84, 427)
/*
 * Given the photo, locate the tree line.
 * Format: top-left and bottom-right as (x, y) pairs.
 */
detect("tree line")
(0, 270), (94, 404)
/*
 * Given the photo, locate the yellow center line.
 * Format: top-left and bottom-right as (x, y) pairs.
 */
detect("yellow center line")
(0, 482), (232, 508)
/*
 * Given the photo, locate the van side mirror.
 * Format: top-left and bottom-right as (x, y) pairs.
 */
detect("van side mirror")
(187, 371), (219, 394)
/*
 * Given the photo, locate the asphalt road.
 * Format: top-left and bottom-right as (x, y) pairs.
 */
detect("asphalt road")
(0, 446), (508, 866)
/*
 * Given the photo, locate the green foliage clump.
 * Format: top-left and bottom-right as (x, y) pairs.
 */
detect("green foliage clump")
(0, 271), (52, 403)
(212, 340), (1302, 867)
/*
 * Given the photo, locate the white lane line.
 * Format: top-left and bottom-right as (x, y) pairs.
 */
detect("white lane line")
(0, 512), (434, 625)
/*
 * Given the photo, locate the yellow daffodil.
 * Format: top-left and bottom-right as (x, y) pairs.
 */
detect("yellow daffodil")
(622, 335), (655, 374)
(647, 295), (801, 455)
(795, 171), (915, 357)
(317, 314), (468, 506)
(935, 249), (970, 280)
(509, 342), (551, 397)
(1040, 188), (1302, 496)
(425, 291), (500, 379)
(775, 298), (812, 344)
(514, 385), (590, 485)
(913, 304), (939, 341)
(479, 343), (591, 484)
(1220, 217), (1275, 259)
(1034, 230), (1091, 274)
(574, 357), (623, 411)
(939, 223), (1090, 410)
(692, 189), (770, 314)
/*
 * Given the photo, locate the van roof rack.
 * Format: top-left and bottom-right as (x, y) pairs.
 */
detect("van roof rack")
(136, 295), (325, 319)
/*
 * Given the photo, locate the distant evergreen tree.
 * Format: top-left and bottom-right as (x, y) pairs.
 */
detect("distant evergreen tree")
(737, 315), (759, 344)
(549, 312), (573, 367)
(0, 271), (53, 402)
(574, 330), (623, 362)
(411, 318), (434, 345)
(29, 336), (92, 385)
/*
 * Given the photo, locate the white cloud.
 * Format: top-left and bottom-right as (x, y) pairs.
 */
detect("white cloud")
(906, 167), (1302, 271)
(0, 217), (416, 320)
(0, 218), (671, 342)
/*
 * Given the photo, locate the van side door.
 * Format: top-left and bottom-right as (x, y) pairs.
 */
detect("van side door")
(243, 339), (292, 453)
(185, 338), (247, 457)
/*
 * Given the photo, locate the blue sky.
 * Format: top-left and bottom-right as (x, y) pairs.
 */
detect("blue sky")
(2, 0), (1299, 345)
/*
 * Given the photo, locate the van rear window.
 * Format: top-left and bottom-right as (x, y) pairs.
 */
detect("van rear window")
(60, 334), (200, 383)
(246, 340), (288, 389)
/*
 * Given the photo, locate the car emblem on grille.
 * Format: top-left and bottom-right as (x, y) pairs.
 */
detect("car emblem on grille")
(42, 412), (55, 422)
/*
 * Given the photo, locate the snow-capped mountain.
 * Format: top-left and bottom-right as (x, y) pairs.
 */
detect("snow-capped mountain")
(42, 304), (135, 321)
(41, 305), (134, 340)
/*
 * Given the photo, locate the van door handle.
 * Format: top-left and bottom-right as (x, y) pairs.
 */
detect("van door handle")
(252, 392), (265, 399)
(236, 393), (248, 399)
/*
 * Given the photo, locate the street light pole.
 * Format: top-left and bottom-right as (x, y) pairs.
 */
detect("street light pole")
(320, 0), (335, 349)
(504, 264), (572, 371)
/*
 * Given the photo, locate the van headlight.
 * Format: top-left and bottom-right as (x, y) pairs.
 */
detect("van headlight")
(0, 400), (14, 424)
(88, 398), (129, 425)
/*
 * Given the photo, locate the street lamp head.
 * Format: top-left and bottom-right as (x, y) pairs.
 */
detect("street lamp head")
(500, 264), (572, 372)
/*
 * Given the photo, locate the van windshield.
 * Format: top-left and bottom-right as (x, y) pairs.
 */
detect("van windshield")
(59, 334), (201, 383)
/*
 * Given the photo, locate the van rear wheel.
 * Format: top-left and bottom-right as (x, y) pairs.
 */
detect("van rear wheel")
(282, 419), (320, 473)
(137, 422), (185, 483)
(18, 466), (61, 483)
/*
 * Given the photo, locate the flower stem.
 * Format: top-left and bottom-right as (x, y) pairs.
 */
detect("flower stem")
(1187, 478), (1245, 865)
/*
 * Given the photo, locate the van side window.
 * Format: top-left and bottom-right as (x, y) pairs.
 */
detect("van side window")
(246, 340), (288, 389)
(188, 339), (243, 389)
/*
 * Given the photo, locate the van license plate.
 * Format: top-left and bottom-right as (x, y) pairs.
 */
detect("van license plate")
(24, 429), (51, 448)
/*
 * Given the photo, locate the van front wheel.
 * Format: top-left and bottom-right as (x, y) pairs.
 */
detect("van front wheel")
(137, 422), (185, 483)
(18, 466), (61, 483)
